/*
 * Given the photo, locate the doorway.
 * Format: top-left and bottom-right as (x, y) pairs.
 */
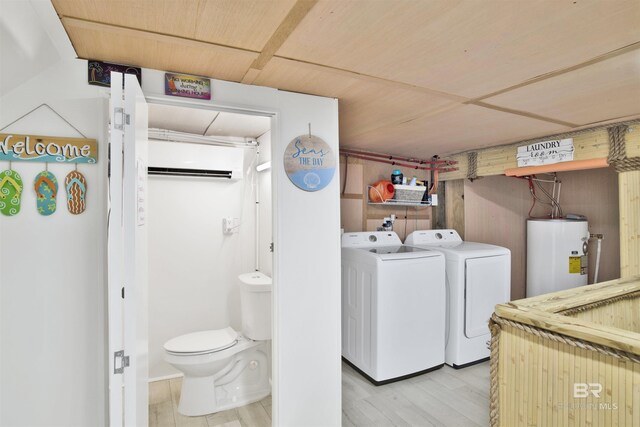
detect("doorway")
(145, 100), (275, 423)
(109, 71), (343, 427)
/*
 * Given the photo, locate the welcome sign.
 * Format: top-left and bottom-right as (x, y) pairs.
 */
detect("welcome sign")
(284, 134), (336, 192)
(0, 134), (98, 163)
(516, 138), (574, 167)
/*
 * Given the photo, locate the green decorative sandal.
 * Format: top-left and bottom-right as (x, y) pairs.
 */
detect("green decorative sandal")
(0, 169), (23, 216)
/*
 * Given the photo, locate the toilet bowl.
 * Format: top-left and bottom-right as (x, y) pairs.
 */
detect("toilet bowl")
(164, 272), (272, 416)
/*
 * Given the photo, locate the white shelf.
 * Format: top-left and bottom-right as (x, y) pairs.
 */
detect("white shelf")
(367, 199), (431, 207)
(366, 184), (431, 207)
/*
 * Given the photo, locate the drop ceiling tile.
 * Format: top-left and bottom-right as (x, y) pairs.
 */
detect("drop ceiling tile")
(278, 1), (640, 98)
(338, 81), (460, 140)
(205, 112), (270, 138)
(253, 57), (360, 98)
(62, 21), (257, 82)
(52, 0), (201, 38)
(194, 0), (297, 51)
(482, 49), (640, 126)
(344, 105), (570, 158)
(254, 58), (460, 140)
(52, 0), (296, 51)
(148, 103), (218, 135)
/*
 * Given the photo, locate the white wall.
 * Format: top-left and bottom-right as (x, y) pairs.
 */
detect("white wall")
(257, 131), (273, 277)
(0, 3), (108, 423)
(1, 3), (341, 424)
(147, 143), (258, 379)
(142, 71), (341, 426)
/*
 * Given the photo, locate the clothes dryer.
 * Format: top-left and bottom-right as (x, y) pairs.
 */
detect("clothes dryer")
(405, 229), (510, 368)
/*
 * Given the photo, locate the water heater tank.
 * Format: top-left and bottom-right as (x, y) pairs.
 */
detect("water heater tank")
(526, 218), (589, 297)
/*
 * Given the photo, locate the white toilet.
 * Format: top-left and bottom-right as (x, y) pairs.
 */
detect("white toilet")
(164, 272), (272, 416)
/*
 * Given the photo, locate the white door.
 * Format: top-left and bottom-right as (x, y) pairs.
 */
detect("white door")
(464, 255), (510, 338)
(108, 72), (149, 426)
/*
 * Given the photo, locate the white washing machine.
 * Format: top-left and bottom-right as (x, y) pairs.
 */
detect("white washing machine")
(405, 229), (511, 368)
(341, 231), (446, 385)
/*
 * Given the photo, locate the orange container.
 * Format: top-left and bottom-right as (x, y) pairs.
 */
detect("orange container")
(368, 180), (395, 202)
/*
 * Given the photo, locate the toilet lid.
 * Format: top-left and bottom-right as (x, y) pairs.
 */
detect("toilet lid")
(164, 327), (238, 354)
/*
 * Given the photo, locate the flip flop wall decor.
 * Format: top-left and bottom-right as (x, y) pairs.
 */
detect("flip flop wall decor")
(65, 170), (87, 215)
(34, 171), (58, 216)
(0, 169), (23, 216)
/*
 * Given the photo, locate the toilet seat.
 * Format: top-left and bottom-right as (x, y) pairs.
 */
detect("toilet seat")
(164, 327), (238, 356)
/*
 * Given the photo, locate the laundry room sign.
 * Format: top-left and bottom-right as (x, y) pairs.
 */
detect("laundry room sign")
(0, 133), (98, 163)
(284, 134), (336, 192)
(516, 138), (574, 167)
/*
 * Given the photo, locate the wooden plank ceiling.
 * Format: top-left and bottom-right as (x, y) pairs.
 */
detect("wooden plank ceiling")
(52, 0), (640, 158)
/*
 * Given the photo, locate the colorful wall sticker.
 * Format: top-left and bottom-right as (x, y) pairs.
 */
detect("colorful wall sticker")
(88, 60), (141, 87)
(0, 134), (98, 163)
(65, 170), (87, 215)
(0, 169), (23, 216)
(165, 73), (211, 100)
(34, 171), (58, 216)
(283, 133), (336, 192)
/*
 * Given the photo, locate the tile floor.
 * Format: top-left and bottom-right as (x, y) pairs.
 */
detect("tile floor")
(149, 360), (490, 427)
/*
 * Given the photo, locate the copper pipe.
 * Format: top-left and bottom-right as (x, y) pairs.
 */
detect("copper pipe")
(342, 153), (457, 172)
(340, 148), (457, 165)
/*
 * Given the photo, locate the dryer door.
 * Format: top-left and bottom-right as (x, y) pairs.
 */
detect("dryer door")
(464, 255), (510, 338)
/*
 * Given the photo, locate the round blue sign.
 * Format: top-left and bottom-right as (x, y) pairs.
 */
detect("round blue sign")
(284, 135), (336, 192)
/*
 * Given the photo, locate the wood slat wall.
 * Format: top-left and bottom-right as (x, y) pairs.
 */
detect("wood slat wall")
(441, 123), (638, 291)
(339, 155), (432, 241)
(567, 297), (640, 333)
(619, 171), (640, 277)
(493, 277), (640, 427)
(498, 325), (639, 427)
(444, 179), (465, 238)
(464, 169), (620, 300)
(440, 126), (640, 181)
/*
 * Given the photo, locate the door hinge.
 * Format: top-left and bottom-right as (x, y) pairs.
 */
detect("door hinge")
(114, 107), (130, 130)
(270, 242), (274, 252)
(113, 350), (130, 374)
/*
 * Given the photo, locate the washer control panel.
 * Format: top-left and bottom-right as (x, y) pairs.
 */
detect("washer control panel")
(405, 229), (462, 245)
(341, 231), (402, 248)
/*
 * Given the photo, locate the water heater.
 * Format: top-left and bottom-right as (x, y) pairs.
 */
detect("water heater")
(526, 218), (589, 297)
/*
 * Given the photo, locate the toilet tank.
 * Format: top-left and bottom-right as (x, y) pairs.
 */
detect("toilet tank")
(239, 272), (272, 340)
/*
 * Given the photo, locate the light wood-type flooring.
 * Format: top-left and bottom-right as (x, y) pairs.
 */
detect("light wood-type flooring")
(149, 361), (490, 427)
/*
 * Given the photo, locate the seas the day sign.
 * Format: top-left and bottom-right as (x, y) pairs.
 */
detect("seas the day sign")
(284, 135), (336, 192)
(0, 134), (98, 163)
(516, 138), (574, 167)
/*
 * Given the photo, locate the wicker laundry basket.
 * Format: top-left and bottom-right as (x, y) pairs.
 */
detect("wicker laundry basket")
(489, 276), (640, 426)
(393, 184), (426, 202)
